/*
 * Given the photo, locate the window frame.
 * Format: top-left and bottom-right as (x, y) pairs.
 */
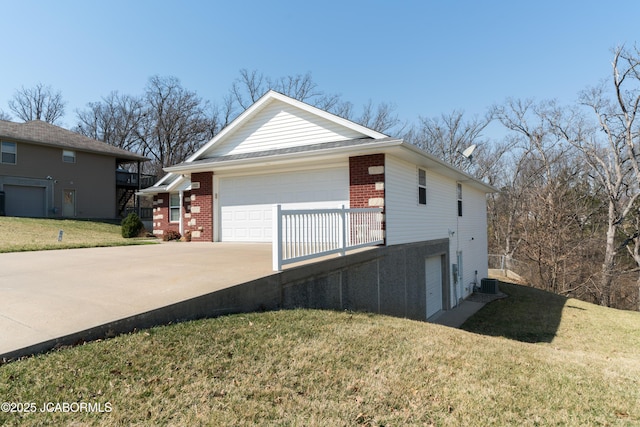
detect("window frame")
(457, 183), (463, 217)
(169, 193), (181, 223)
(418, 168), (427, 205)
(1, 141), (17, 165)
(62, 149), (76, 163)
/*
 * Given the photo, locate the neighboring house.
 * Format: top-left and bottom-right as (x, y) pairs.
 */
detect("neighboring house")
(140, 91), (496, 312)
(0, 120), (149, 219)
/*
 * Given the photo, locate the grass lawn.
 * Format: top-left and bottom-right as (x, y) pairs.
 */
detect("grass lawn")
(0, 217), (154, 252)
(0, 282), (638, 426)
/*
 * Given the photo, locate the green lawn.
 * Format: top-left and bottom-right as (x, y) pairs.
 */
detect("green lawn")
(0, 217), (154, 252)
(1, 282), (638, 426)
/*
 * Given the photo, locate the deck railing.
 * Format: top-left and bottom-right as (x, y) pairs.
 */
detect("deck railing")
(272, 205), (384, 271)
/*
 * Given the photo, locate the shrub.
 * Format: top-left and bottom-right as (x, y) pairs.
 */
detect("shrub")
(121, 212), (144, 238)
(163, 230), (181, 241)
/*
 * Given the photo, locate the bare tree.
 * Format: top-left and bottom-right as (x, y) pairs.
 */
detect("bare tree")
(228, 69), (401, 135)
(554, 45), (640, 308)
(404, 110), (492, 173)
(0, 109), (11, 121)
(492, 99), (604, 300)
(230, 69), (268, 111)
(8, 83), (66, 124)
(137, 76), (213, 177)
(75, 91), (145, 153)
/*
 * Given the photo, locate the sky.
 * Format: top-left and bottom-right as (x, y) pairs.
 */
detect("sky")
(1, 0), (639, 140)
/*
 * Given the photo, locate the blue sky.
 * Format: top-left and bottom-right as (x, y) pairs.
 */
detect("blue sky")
(1, 0), (638, 138)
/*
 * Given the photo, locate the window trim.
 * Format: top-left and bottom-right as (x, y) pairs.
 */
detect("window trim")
(457, 183), (463, 217)
(418, 168), (427, 205)
(1, 141), (17, 165)
(169, 193), (181, 223)
(62, 149), (76, 163)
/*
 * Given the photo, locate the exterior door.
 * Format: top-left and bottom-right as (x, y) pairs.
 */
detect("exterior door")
(426, 255), (443, 318)
(62, 189), (76, 217)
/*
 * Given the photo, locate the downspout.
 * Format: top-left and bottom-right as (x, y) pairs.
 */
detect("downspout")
(136, 160), (141, 217)
(179, 190), (184, 236)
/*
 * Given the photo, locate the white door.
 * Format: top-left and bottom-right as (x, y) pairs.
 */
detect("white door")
(218, 167), (348, 242)
(62, 189), (76, 217)
(426, 256), (443, 318)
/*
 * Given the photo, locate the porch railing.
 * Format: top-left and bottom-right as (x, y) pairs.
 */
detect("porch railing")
(272, 205), (384, 271)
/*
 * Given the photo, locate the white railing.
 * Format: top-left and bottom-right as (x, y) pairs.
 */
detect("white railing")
(272, 205), (384, 271)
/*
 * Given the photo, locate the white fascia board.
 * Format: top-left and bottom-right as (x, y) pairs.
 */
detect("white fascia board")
(166, 175), (189, 192)
(184, 90), (388, 164)
(165, 139), (403, 175)
(391, 143), (498, 193)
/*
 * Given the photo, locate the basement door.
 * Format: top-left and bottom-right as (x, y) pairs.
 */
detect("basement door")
(425, 255), (443, 318)
(217, 167), (349, 242)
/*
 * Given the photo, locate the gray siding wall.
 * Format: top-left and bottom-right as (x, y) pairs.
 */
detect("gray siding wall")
(0, 142), (116, 218)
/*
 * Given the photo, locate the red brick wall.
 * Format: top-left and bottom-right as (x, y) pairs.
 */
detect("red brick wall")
(152, 172), (213, 242)
(349, 154), (385, 208)
(152, 193), (180, 237)
(188, 172), (214, 242)
(349, 154), (386, 241)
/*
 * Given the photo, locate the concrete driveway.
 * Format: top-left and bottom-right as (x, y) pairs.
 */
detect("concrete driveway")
(0, 243), (275, 356)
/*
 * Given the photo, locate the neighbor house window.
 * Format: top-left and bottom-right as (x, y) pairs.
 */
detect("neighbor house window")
(418, 168), (427, 205)
(62, 150), (76, 163)
(1, 141), (16, 164)
(457, 183), (463, 216)
(170, 193), (180, 222)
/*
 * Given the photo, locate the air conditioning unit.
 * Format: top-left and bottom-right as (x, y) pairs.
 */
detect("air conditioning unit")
(480, 278), (498, 294)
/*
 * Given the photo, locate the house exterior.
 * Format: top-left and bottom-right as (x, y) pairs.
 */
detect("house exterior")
(0, 120), (149, 219)
(140, 91), (496, 313)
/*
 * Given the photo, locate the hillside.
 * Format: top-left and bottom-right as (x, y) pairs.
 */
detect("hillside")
(0, 282), (638, 426)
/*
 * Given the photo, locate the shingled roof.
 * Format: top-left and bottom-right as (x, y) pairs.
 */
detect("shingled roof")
(0, 119), (147, 162)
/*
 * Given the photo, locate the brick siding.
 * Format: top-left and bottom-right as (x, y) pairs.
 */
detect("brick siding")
(349, 154), (386, 240)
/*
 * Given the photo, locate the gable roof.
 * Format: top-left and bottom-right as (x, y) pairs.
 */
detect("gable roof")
(0, 119), (147, 162)
(143, 91), (496, 194)
(187, 90), (388, 161)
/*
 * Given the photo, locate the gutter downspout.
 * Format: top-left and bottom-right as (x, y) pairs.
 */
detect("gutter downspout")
(179, 190), (184, 236)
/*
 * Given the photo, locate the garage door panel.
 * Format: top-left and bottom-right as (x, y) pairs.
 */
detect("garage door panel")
(4, 185), (46, 217)
(219, 167), (348, 242)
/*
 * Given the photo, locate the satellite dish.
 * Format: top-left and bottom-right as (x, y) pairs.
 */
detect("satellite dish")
(461, 144), (477, 161)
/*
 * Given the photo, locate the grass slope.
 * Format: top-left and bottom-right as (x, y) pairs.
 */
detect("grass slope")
(1, 283), (639, 426)
(0, 217), (152, 252)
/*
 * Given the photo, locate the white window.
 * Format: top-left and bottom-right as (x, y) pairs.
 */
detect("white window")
(170, 193), (180, 222)
(1, 141), (16, 164)
(457, 183), (462, 216)
(62, 150), (76, 163)
(418, 168), (427, 205)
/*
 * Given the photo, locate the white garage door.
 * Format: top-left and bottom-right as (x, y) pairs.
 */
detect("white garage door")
(219, 167), (349, 242)
(426, 255), (443, 318)
(4, 185), (46, 217)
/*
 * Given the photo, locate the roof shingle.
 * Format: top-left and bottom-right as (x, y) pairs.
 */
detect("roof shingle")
(0, 119), (147, 161)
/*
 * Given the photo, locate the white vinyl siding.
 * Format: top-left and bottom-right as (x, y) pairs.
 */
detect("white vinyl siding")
(205, 101), (366, 157)
(385, 155), (455, 245)
(385, 155), (488, 300)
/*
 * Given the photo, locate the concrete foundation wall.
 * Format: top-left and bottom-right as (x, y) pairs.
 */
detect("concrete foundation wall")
(3, 240), (449, 360)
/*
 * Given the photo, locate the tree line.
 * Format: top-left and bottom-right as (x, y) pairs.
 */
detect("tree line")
(2, 47), (640, 311)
